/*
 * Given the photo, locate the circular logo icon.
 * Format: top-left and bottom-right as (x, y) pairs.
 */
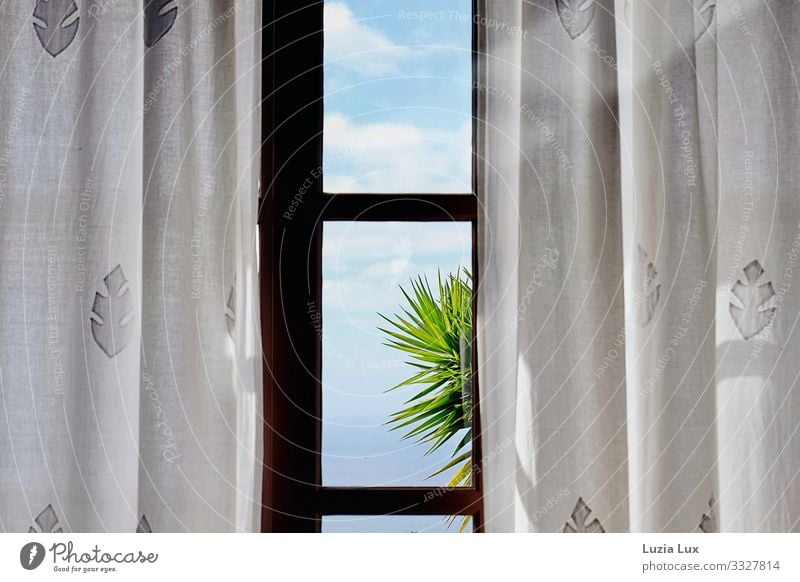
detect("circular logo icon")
(20, 542), (46, 570)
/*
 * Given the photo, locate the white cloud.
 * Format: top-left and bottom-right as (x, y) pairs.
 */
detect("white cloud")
(323, 222), (471, 315)
(324, 2), (412, 76)
(323, 259), (455, 321)
(323, 113), (471, 193)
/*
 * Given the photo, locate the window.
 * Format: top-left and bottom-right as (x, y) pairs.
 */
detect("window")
(260, 0), (482, 532)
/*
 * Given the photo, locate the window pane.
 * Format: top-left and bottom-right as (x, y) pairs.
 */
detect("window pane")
(322, 221), (473, 486)
(323, 1), (472, 193)
(322, 515), (470, 533)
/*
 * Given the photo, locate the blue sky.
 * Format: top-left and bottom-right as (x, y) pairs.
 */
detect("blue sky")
(323, 0), (472, 193)
(320, 2), (473, 531)
(322, 221), (471, 486)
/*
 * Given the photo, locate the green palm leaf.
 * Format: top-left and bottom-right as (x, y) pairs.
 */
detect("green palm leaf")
(380, 268), (475, 532)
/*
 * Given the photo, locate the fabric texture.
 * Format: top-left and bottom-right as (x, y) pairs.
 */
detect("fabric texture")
(0, 1), (261, 532)
(479, 0), (800, 532)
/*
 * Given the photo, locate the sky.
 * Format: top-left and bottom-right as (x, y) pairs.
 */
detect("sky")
(322, 221), (471, 483)
(323, 0), (472, 193)
(320, 1), (473, 532)
(322, 222), (471, 533)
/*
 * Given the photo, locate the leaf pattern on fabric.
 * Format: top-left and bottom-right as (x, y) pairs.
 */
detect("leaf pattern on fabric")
(33, 0), (79, 57)
(729, 259), (776, 340)
(556, 0), (596, 40)
(698, 494), (717, 532)
(623, 0), (632, 26)
(695, 0), (716, 42)
(29, 504), (64, 533)
(562, 497), (606, 532)
(636, 245), (661, 328)
(91, 264), (136, 357)
(136, 515), (152, 533)
(144, 0), (178, 48)
(226, 279), (236, 339)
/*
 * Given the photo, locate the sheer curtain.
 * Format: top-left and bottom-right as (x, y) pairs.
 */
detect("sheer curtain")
(0, 1), (261, 532)
(478, 0), (800, 532)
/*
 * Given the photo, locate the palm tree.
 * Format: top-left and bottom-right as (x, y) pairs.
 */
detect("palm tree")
(379, 268), (473, 531)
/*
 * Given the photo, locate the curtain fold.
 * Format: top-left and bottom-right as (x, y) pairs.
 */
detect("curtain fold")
(0, 0), (261, 533)
(621, 0), (719, 533)
(480, 0), (800, 532)
(714, 0), (800, 533)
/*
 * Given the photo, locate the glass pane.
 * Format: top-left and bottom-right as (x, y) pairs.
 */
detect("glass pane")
(322, 221), (473, 486)
(322, 515), (470, 533)
(323, 1), (472, 193)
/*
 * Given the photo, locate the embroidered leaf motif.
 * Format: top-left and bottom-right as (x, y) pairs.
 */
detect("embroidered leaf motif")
(695, 0), (716, 42)
(698, 494), (716, 532)
(144, 0), (178, 47)
(623, 0), (632, 26)
(226, 280), (236, 339)
(729, 259), (776, 340)
(91, 265), (136, 358)
(556, 0), (596, 39)
(562, 497), (605, 533)
(637, 245), (660, 328)
(33, 0), (79, 57)
(136, 515), (152, 533)
(29, 504), (63, 533)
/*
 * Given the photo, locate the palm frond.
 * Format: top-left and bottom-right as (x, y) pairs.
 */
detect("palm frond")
(379, 268), (475, 532)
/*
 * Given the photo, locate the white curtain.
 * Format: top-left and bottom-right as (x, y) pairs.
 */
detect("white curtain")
(479, 0), (800, 532)
(0, 1), (261, 532)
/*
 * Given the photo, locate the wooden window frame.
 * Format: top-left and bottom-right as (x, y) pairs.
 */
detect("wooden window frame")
(259, 0), (484, 532)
